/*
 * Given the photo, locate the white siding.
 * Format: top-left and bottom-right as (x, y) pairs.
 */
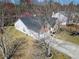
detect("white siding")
(15, 19), (29, 34)
(15, 19), (39, 39)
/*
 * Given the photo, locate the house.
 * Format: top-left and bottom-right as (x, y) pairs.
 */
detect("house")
(67, 13), (79, 25)
(51, 12), (79, 32)
(15, 16), (41, 39)
(66, 14), (79, 32)
(51, 12), (69, 32)
(52, 12), (68, 25)
(15, 16), (50, 39)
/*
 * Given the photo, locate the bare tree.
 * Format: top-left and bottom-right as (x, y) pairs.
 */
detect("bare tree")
(0, 5), (27, 59)
(33, 38), (52, 59)
(0, 34), (27, 59)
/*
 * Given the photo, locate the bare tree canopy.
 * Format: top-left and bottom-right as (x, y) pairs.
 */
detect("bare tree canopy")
(0, 34), (27, 59)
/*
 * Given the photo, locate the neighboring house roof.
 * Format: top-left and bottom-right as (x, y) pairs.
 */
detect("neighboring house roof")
(52, 12), (68, 23)
(20, 16), (42, 33)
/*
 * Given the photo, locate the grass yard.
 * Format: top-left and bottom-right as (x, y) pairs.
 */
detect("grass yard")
(52, 48), (71, 59)
(0, 26), (71, 59)
(5, 26), (33, 39)
(55, 31), (79, 45)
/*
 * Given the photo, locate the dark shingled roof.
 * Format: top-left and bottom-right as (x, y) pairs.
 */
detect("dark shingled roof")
(20, 16), (42, 33)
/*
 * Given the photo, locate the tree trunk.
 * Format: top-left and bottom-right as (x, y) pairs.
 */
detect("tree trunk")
(4, 57), (7, 59)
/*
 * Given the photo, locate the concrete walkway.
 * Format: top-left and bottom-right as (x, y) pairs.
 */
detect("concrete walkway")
(43, 35), (79, 59)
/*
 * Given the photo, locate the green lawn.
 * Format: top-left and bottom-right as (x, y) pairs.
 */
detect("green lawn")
(52, 48), (71, 59)
(2, 26), (71, 59)
(55, 31), (79, 45)
(5, 26), (32, 40)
